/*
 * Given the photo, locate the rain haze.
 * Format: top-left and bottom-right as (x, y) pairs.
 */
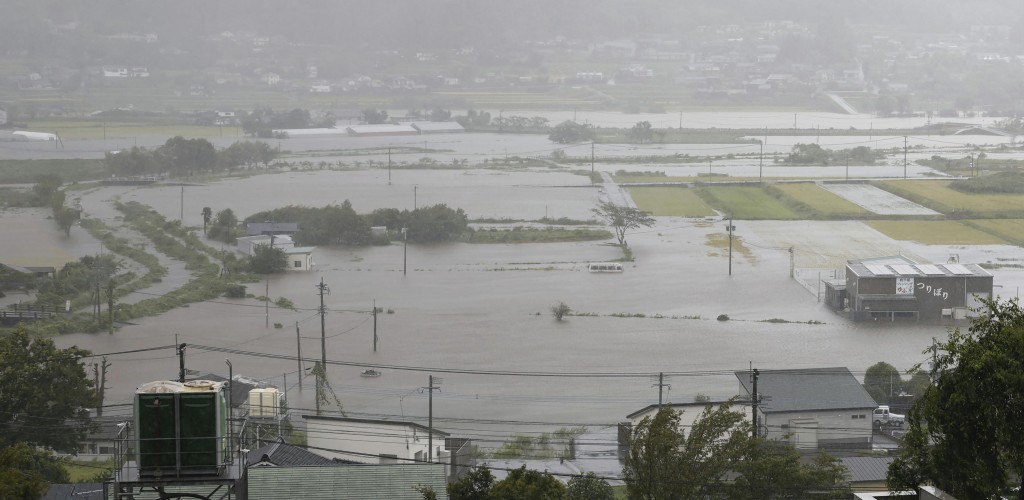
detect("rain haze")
(2, 0), (1024, 494)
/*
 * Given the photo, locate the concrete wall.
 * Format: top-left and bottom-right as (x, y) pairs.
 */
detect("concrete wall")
(764, 408), (873, 449)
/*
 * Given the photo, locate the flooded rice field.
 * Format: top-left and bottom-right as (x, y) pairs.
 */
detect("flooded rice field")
(5, 129), (1024, 440)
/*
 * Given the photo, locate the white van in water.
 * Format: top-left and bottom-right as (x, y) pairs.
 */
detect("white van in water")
(588, 262), (623, 273)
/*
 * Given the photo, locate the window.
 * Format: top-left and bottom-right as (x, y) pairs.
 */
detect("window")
(294, 260), (302, 268)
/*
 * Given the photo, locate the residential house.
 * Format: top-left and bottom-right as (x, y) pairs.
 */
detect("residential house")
(284, 247), (315, 271)
(303, 415), (451, 468)
(237, 234), (294, 256)
(735, 367), (877, 450)
(841, 456), (895, 493)
(246, 222), (299, 237)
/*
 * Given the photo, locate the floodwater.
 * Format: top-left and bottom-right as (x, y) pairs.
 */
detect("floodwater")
(5, 131), (1024, 444)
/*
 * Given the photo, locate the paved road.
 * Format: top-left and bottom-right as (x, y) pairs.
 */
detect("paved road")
(599, 171), (636, 208)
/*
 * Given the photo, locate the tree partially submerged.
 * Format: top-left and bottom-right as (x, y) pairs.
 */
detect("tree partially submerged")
(592, 201), (654, 247)
(888, 298), (1024, 499)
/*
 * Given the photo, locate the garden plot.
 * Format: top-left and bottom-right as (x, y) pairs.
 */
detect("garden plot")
(821, 183), (939, 215)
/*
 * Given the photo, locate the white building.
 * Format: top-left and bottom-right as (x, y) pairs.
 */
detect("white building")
(304, 415), (451, 467)
(284, 247), (315, 271)
(236, 234), (294, 256)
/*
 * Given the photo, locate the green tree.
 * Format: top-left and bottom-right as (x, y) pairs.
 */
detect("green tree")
(0, 328), (95, 452)
(0, 442), (69, 499)
(201, 206), (213, 235)
(728, 440), (850, 499)
(623, 403), (753, 499)
(490, 465), (566, 500)
(567, 472), (613, 500)
(862, 361), (899, 404)
(551, 301), (571, 321)
(405, 204), (469, 243)
(249, 244), (287, 274)
(448, 466), (495, 500)
(548, 120), (595, 144)
(630, 121), (654, 143)
(592, 201), (655, 247)
(54, 206), (79, 237)
(362, 108), (389, 124)
(888, 298), (1024, 499)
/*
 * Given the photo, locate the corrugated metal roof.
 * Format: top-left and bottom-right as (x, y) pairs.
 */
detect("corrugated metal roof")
(735, 367), (877, 413)
(840, 456), (894, 482)
(848, 257), (991, 278)
(247, 464), (447, 500)
(247, 440), (338, 467)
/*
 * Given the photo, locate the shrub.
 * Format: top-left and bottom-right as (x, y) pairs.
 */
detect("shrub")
(717, 314), (730, 321)
(224, 285), (246, 298)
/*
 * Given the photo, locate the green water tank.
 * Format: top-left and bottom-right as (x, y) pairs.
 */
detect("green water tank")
(135, 380), (228, 476)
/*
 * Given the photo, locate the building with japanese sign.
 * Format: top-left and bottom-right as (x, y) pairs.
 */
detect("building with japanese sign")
(827, 256), (993, 322)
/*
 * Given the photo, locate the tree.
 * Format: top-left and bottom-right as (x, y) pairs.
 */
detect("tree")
(249, 244), (287, 274)
(362, 108), (389, 124)
(862, 361), (900, 404)
(630, 121), (654, 143)
(551, 301), (571, 321)
(623, 403), (753, 499)
(490, 466), (566, 500)
(548, 120), (595, 144)
(54, 206), (79, 237)
(592, 201), (655, 247)
(201, 206), (213, 235)
(448, 466), (495, 500)
(0, 442), (69, 499)
(888, 298), (1024, 499)
(728, 440), (850, 499)
(567, 472), (614, 500)
(0, 328), (95, 453)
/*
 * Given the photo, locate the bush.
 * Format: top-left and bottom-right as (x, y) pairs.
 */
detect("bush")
(224, 285), (246, 298)
(717, 314), (730, 321)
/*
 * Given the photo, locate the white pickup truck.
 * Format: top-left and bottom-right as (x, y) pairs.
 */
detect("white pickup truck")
(873, 405), (905, 428)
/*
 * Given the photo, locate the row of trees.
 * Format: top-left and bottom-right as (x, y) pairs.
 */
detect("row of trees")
(105, 137), (279, 177)
(245, 202), (469, 246)
(241, 107), (336, 137)
(783, 143), (886, 165)
(445, 467), (612, 500)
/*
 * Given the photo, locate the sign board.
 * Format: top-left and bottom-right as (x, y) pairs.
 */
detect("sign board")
(896, 277), (914, 295)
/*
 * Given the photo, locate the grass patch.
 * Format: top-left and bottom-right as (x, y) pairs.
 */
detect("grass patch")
(704, 233), (757, 263)
(878, 180), (1024, 216)
(962, 219), (1024, 247)
(465, 227), (612, 243)
(0, 159), (108, 184)
(64, 459), (116, 483)
(865, 220), (1007, 245)
(771, 183), (871, 217)
(695, 185), (801, 219)
(627, 186), (716, 216)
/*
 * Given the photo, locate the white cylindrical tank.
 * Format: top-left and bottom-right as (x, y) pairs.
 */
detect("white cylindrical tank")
(248, 388), (280, 418)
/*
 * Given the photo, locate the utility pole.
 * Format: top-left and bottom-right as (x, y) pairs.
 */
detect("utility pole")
(788, 247), (795, 279)
(373, 300), (378, 352)
(846, 153), (850, 181)
(177, 343), (187, 383)
(708, 158), (712, 179)
(424, 376), (442, 462)
(727, 217), (735, 276)
(751, 368), (760, 438)
(759, 141), (763, 181)
(296, 322), (303, 392)
(402, 228), (408, 276)
(93, 357), (109, 417)
(316, 279), (330, 415)
(180, 185), (184, 222)
(414, 186), (418, 210)
(265, 279), (269, 328)
(903, 136), (908, 179)
(591, 141), (595, 179)
(387, 148), (392, 185)
(654, 372), (670, 407)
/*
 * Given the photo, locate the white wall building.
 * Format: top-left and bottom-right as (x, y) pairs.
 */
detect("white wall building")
(304, 416), (450, 467)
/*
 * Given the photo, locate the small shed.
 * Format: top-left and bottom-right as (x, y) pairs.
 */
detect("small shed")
(284, 247), (315, 271)
(410, 121), (465, 134)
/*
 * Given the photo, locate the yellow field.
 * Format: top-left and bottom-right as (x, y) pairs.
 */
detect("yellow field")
(774, 183), (871, 216)
(866, 220), (1007, 245)
(627, 186), (716, 216)
(881, 180), (1024, 213)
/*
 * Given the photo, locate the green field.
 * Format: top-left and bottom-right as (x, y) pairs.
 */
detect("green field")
(963, 219), (1024, 246)
(627, 186), (716, 216)
(26, 121), (244, 141)
(695, 185), (801, 219)
(866, 220), (1007, 245)
(772, 183), (871, 217)
(879, 180), (1024, 215)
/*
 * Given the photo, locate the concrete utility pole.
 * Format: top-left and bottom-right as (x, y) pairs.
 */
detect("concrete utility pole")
(387, 148), (392, 185)
(751, 368), (760, 438)
(316, 279), (330, 415)
(654, 372), (670, 406)
(424, 376), (442, 462)
(903, 136), (908, 179)
(372, 300), (378, 352)
(726, 217), (735, 276)
(296, 322), (302, 392)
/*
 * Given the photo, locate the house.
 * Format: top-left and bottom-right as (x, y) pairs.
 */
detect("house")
(410, 121), (465, 134)
(834, 256), (993, 321)
(303, 415), (451, 467)
(735, 367), (877, 450)
(55, 415), (127, 461)
(841, 456), (894, 492)
(260, 72), (281, 85)
(345, 124), (419, 137)
(247, 438), (344, 467)
(284, 247), (315, 271)
(246, 222), (299, 237)
(236, 234), (295, 256)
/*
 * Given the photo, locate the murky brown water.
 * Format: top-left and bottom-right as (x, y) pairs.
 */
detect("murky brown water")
(4, 132), (1019, 443)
